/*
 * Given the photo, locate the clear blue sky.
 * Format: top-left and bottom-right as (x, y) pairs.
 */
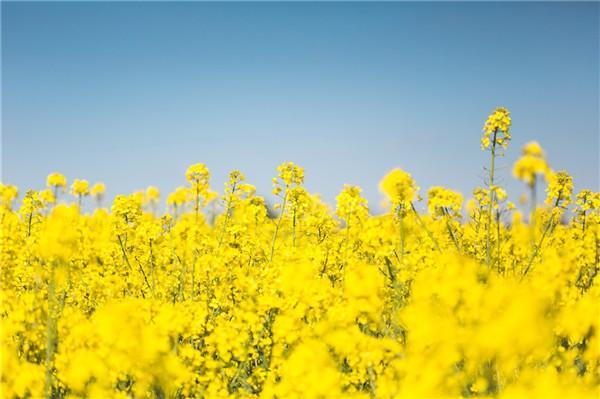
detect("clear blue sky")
(2, 2), (598, 212)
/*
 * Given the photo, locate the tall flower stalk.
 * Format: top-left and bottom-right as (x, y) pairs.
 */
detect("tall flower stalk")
(270, 162), (304, 260)
(185, 163), (210, 222)
(513, 141), (550, 255)
(481, 107), (511, 266)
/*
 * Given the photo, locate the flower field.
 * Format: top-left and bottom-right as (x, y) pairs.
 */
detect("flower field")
(1, 108), (598, 398)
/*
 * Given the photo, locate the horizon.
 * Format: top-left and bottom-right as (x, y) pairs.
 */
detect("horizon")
(2, 2), (598, 213)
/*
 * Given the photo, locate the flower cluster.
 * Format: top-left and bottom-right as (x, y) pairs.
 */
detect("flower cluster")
(336, 184), (369, 227)
(427, 186), (463, 219)
(70, 179), (90, 197)
(545, 170), (574, 208)
(481, 107), (511, 150)
(272, 162), (304, 196)
(47, 173), (67, 191)
(0, 111), (598, 399)
(513, 141), (551, 186)
(379, 168), (418, 210)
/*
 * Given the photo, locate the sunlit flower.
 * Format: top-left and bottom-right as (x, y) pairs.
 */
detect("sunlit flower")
(513, 141), (550, 186)
(379, 168), (418, 208)
(71, 179), (90, 197)
(481, 107), (511, 150)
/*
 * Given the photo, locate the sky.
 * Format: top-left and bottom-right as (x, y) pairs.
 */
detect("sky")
(2, 2), (599, 213)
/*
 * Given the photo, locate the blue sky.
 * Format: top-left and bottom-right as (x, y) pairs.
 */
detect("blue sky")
(2, 2), (598, 212)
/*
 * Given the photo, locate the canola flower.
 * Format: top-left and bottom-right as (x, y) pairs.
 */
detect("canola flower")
(482, 107), (512, 266)
(90, 182), (106, 207)
(46, 173), (67, 205)
(0, 183), (19, 208)
(0, 109), (599, 399)
(70, 179), (89, 209)
(481, 107), (511, 151)
(513, 141), (551, 187)
(46, 173), (67, 193)
(144, 186), (161, 215)
(379, 169), (418, 210)
(186, 163), (211, 219)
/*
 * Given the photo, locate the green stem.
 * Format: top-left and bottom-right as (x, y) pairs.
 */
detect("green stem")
(217, 183), (237, 249)
(149, 239), (156, 292)
(194, 184), (200, 221)
(174, 252), (186, 302)
(411, 203), (440, 252)
(27, 211), (33, 237)
(344, 220), (351, 267)
(292, 209), (297, 247)
(522, 193), (561, 277)
(443, 211), (460, 251)
(118, 234), (147, 298)
(530, 178), (537, 253)
(135, 256), (153, 296)
(270, 190), (288, 261)
(398, 207), (405, 258)
(496, 210), (501, 272)
(53, 186), (58, 207)
(486, 128), (498, 267)
(44, 266), (57, 398)
(191, 257), (196, 300)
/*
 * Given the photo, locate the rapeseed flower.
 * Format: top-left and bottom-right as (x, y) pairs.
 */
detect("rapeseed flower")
(0, 110), (597, 399)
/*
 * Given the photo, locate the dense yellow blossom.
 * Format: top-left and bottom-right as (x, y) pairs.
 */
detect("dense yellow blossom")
(0, 111), (598, 399)
(46, 173), (67, 191)
(185, 163), (211, 216)
(185, 163), (210, 185)
(145, 185), (160, 200)
(427, 186), (462, 218)
(144, 186), (161, 214)
(513, 141), (551, 186)
(91, 182), (106, 197)
(0, 183), (19, 208)
(545, 170), (574, 208)
(276, 162), (304, 186)
(379, 168), (418, 210)
(70, 179), (90, 197)
(166, 186), (189, 208)
(336, 184), (369, 227)
(481, 107), (511, 150)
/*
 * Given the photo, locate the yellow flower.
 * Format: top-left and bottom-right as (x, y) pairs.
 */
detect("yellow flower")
(427, 186), (463, 218)
(275, 162), (304, 187)
(513, 141), (550, 186)
(91, 182), (106, 196)
(145, 186), (160, 202)
(71, 179), (90, 197)
(481, 107), (511, 150)
(185, 163), (210, 186)
(1, 110), (598, 399)
(545, 170), (573, 208)
(38, 204), (80, 259)
(336, 184), (369, 224)
(167, 187), (188, 206)
(39, 189), (56, 204)
(379, 168), (418, 208)
(523, 140), (544, 157)
(0, 183), (19, 207)
(228, 170), (245, 185)
(91, 182), (106, 197)
(47, 172), (67, 190)
(185, 164), (212, 214)
(110, 194), (142, 229)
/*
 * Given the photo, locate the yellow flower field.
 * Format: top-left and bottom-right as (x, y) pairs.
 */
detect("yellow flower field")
(1, 108), (598, 398)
